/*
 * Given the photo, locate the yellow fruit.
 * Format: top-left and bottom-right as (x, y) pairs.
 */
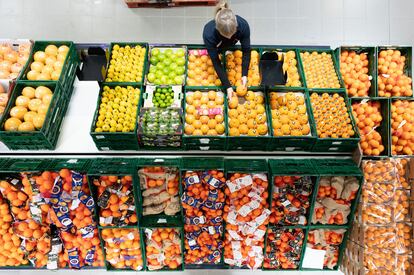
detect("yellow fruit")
(229, 97), (239, 109)
(184, 124), (195, 135)
(236, 85), (247, 97)
(33, 114), (46, 129)
(229, 118), (240, 128)
(257, 124), (268, 135)
(10, 106), (27, 120)
(229, 128), (240, 136)
(22, 87), (35, 99)
(18, 121), (35, 131)
(215, 124), (225, 135)
(4, 118), (22, 131)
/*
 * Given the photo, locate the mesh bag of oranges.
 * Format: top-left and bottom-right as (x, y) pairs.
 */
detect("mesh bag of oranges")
(310, 92), (356, 138)
(138, 166), (180, 216)
(263, 228), (305, 270)
(144, 227), (183, 270)
(228, 90), (268, 137)
(306, 229), (346, 269)
(269, 176), (313, 226)
(377, 48), (413, 97)
(351, 100), (386, 156)
(312, 176), (359, 225)
(186, 49), (221, 87)
(226, 50), (261, 87)
(300, 51), (341, 89)
(391, 100), (414, 156)
(340, 49), (373, 97)
(101, 228), (143, 270)
(223, 172), (271, 269)
(184, 90), (225, 136)
(181, 169), (226, 264)
(269, 92), (311, 137)
(92, 175), (138, 226)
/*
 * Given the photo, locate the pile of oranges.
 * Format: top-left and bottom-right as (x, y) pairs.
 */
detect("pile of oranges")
(391, 100), (414, 155)
(223, 173), (270, 269)
(310, 92), (355, 138)
(340, 50), (372, 97)
(269, 92), (311, 136)
(352, 101), (385, 156)
(281, 50), (302, 87)
(0, 195), (27, 267)
(186, 50), (221, 86)
(184, 90), (225, 136)
(93, 175), (137, 226)
(182, 169), (226, 264)
(378, 49), (413, 97)
(300, 51), (341, 88)
(226, 50), (260, 87)
(101, 228), (143, 270)
(144, 228), (182, 270)
(228, 91), (268, 136)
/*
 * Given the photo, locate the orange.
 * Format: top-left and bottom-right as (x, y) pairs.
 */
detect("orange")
(215, 124), (225, 135)
(229, 128), (240, 136)
(229, 118), (240, 128)
(200, 116), (209, 124)
(239, 124), (249, 135)
(185, 124), (195, 135)
(207, 119), (217, 129)
(215, 114), (224, 123)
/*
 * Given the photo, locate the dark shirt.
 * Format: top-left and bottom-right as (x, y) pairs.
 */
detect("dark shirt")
(203, 15), (251, 88)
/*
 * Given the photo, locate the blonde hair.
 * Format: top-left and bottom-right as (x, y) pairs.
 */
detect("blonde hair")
(215, 0), (237, 38)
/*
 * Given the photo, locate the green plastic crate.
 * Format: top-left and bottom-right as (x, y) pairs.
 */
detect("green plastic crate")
(377, 46), (413, 98)
(18, 40), (78, 95)
(40, 158), (92, 172)
(87, 158), (141, 228)
(0, 157), (46, 172)
(103, 42), (148, 85)
(260, 47), (306, 89)
(223, 47), (262, 89)
(0, 81), (71, 150)
(309, 89), (361, 152)
(336, 46), (377, 97)
(225, 89), (272, 151)
(136, 158), (183, 227)
(90, 84), (142, 151)
(262, 226), (308, 271)
(185, 45), (224, 89)
(182, 87), (227, 151)
(225, 158), (268, 174)
(98, 226), (146, 272)
(298, 48), (346, 91)
(141, 225), (185, 271)
(266, 89), (317, 151)
(350, 97), (391, 157)
(301, 226), (349, 271)
(145, 45), (188, 86)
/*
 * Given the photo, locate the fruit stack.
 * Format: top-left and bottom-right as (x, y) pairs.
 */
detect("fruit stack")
(391, 99), (414, 155)
(186, 49), (221, 86)
(377, 48), (412, 97)
(181, 167), (226, 265)
(223, 160), (270, 269)
(147, 47), (186, 86)
(105, 43), (147, 83)
(345, 159), (413, 274)
(339, 48), (373, 97)
(0, 165), (104, 269)
(351, 99), (387, 156)
(226, 50), (261, 87)
(0, 40), (31, 80)
(300, 51), (342, 89)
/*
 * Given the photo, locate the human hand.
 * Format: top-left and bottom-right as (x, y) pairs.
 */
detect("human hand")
(227, 87), (234, 100)
(241, 76), (248, 88)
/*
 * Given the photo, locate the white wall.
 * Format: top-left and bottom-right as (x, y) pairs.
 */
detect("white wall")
(0, 0), (413, 47)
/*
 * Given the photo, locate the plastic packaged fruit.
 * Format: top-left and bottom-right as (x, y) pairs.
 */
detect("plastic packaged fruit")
(0, 42), (31, 80)
(228, 91), (268, 136)
(184, 90), (225, 136)
(3, 86), (53, 131)
(340, 50), (372, 97)
(377, 49), (413, 97)
(226, 50), (260, 86)
(94, 85), (140, 133)
(301, 51), (341, 89)
(352, 101), (385, 156)
(101, 228), (143, 270)
(269, 92), (311, 136)
(310, 92), (355, 138)
(105, 44), (146, 82)
(391, 100), (414, 155)
(92, 175), (138, 226)
(144, 228), (183, 270)
(187, 49), (221, 86)
(153, 86), (174, 108)
(26, 44), (69, 81)
(147, 47), (186, 85)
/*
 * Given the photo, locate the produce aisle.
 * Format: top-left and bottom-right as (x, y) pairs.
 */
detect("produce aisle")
(0, 40), (412, 275)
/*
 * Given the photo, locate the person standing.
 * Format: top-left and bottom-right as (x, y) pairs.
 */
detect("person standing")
(203, 0), (251, 98)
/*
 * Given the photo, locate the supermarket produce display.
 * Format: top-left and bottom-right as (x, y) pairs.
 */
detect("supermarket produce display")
(0, 157), (368, 271)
